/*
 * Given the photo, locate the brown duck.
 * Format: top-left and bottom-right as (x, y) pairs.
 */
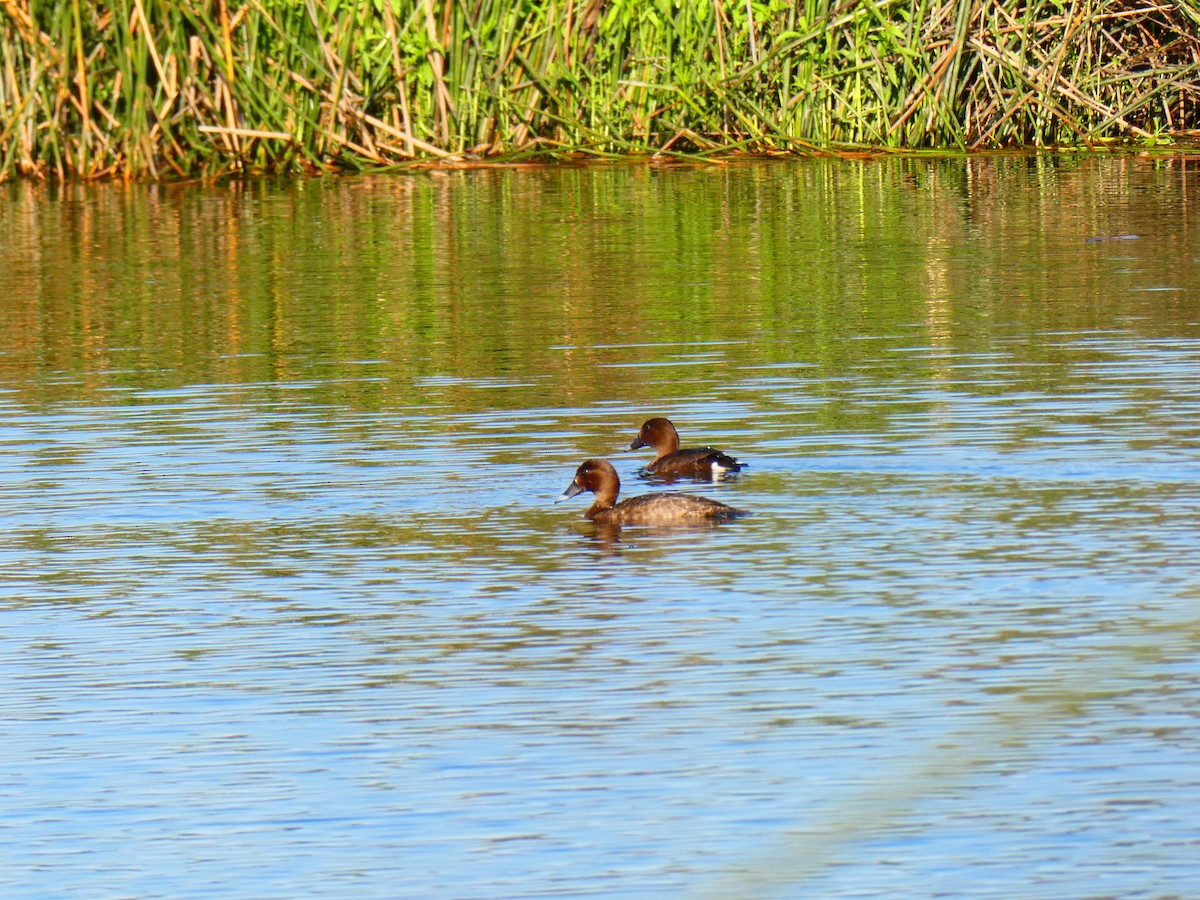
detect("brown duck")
(557, 458), (746, 526)
(629, 417), (746, 479)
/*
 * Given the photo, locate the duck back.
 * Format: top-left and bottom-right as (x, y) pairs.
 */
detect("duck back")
(645, 447), (745, 479)
(591, 492), (746, 526)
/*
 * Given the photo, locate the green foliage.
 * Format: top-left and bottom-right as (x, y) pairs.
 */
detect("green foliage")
(1, 0), (1199, 179)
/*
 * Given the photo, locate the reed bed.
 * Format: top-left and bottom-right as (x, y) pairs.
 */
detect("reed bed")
(3, 0), (1199, 180)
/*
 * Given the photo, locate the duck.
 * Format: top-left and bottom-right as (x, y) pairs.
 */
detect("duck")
(628, 417), (746, 479)
(557, 458), (746, 526)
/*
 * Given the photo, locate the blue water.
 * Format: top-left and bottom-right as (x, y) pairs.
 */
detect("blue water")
(2, 157), (1200, 898)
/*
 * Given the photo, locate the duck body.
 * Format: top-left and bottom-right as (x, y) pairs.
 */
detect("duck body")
(629, 417), (745, 480)
(644, 447), (743, 479)
(558, 458), (746, 526)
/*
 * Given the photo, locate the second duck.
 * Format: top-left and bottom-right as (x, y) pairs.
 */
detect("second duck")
(629, 417), (746, 480)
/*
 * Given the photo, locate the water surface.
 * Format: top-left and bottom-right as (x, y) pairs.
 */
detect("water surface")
(2, 155), (1199, 898)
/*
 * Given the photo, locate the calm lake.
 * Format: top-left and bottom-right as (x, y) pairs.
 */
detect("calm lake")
(2, 155), (1199, 898)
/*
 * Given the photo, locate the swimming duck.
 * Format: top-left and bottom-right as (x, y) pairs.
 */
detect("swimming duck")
(628, 417), (745, 479)
(557, 458), (746, 526)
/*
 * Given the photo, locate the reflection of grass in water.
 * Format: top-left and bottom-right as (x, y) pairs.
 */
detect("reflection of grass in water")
(694, 625), (1197, 898)
(8, 159), (1195, 417)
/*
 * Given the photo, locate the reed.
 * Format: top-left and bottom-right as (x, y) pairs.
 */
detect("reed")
(2, 0), (1199, 180)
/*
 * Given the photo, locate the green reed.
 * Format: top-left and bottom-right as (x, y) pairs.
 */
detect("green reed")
(2, 0), (1198, 180)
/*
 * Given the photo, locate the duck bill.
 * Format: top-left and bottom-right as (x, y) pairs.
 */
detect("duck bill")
(556, 481), (585, 503)
(627, 437), (646, 451)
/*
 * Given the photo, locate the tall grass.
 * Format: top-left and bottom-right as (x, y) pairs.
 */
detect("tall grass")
(3, 0), (1199, 180)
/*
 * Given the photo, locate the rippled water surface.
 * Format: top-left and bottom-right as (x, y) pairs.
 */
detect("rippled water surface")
(2, 156), (1200, 898)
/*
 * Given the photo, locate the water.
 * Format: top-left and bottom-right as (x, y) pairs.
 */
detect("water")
(2, 156), (1199, 898)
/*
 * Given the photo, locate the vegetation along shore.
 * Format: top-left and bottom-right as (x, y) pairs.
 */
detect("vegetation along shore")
(3, 0), (1200, 181)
